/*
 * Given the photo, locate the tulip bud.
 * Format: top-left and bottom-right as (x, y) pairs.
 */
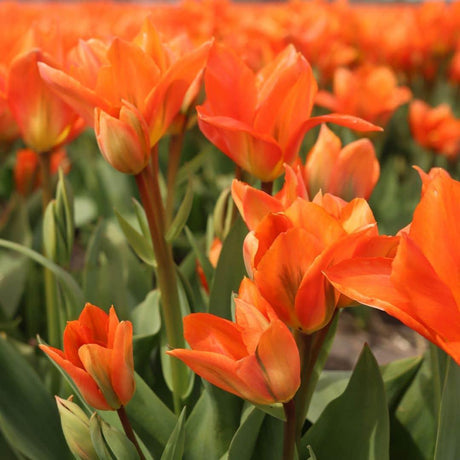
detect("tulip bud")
(55, 396), (98, 460)
(95, 102), (150, 175)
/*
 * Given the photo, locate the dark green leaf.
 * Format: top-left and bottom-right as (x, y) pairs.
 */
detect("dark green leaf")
(185, 383), (243, 460)
(208, 218), (247, 319)
(434, 358), (460, 460)
(303, 345), (389, 460)
(161, 407), (187, 460)
(226, 406), (265, 460)
(165, 179), (194, 243)
(0, 336), (71, 459)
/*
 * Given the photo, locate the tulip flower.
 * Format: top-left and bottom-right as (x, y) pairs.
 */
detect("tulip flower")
(40, 303), (135, 410)
(300, 124), (380, 200)
(316, 64), (412, 126)
(325, 168), (460, 364)
(233, 172), (397, 333)
(7, 49), (84, 153)
(409, 100), (460, 160)
(38, 20), (211, 160)
(14, 147), (70, 196)
(168, 278), (300, 405)
(197, 43), (381, 182)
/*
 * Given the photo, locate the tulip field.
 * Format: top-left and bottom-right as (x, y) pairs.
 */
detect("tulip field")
(0, 1), (459, 459)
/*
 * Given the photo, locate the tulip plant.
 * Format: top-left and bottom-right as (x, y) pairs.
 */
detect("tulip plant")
(0, 2), (459, 460)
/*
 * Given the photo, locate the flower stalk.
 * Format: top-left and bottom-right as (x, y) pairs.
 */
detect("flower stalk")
(117, 406), (146, 460)
(135, 146), (186, 414)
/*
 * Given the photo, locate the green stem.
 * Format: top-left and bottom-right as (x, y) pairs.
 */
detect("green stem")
(117, 406), (146, 460)
(165, 119), (187, 227)
(293, 320), (335, 444)
(135, 150), (185, 415)
(283, 399), (297, 460)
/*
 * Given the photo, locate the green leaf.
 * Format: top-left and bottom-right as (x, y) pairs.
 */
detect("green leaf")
(249, 412), (284, 460)
(0, 336), (71, 459)
(434, 359), (460, 460)
(166, 179), (194, 243)
(161, 407), (187, 460)
(0, 253), (29, 318)
(225, 406), (265, 460)
(115, 209), (155, 267)
(307, 445), (317, 460)
(185, 383), (243, 460)
(391, 351), (437, 459)
(131, 198), (151, 241)
(380, 356), (423, 412)
(0, 239), (84, 311)
(208, 217), (247, 319)
(303, 345), (390, 460)
(160, 280), (194, 400)
(132, 290), (162, 338)
(89, 414), (113, 460)
(100, 416), (139, 460)
(124, 374), (177, 458)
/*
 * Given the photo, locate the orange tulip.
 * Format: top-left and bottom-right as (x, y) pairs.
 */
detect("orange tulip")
(300, 124), (380, 200)
(40, 303), (135, 410)
(39, 20), (211, 173)
(168, 278), (300, 404)
(7, 49), (83, 153)
(14, 147), (70, 197)
(409, 100), (460, 160)
(237, 182), (385, 333)
(197, 43), (381, 182)
(325, 168), (460, 364)
(316, 64), (412, 126)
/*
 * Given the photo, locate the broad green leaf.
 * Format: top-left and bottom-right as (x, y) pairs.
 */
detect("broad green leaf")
(0, 336), (71, 459)
(132, 290), (162, 338)
(434, 359), (460, 460)
(0, 253), (29, 318)
(100, 416), (139, 460)
(160, 279), (194, 400)
(225, 406), (265, 460)
(89, 414), (113, 460)
(165, 179), (194, 243)
(131, 198), (151, 241)
(303, 345), (390, 460)
(0, 239), (84, 309)
(115, 209), (155, 267)
(391, 351), (437, 460)
(185, 383), (243, 460)
(249, 411), (284, 460)
(380, 356), (423, 412)
(208, 217), (247, 319)
(161, 407), (187, 460)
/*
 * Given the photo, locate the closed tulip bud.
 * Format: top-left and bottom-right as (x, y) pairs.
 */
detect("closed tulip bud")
(95, 102), (150, 175)
(55, 396), (98, 460)
(40, 303), (135, 410)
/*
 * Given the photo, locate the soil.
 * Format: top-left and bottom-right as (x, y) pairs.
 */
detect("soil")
(326, 308), (427, 370)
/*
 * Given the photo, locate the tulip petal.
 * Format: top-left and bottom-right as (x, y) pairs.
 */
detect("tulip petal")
(254, 320), (300, 402)
(197, 111), (284, 182)
(231, 179), (284, 231)
(79, 344), (121, 409)
(183, 314), (247, 360)
(255, 227), (321, 328)
(40, 344), (111, 411)
(111, 321), (135, 406)
(78, 303), (110, 345)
